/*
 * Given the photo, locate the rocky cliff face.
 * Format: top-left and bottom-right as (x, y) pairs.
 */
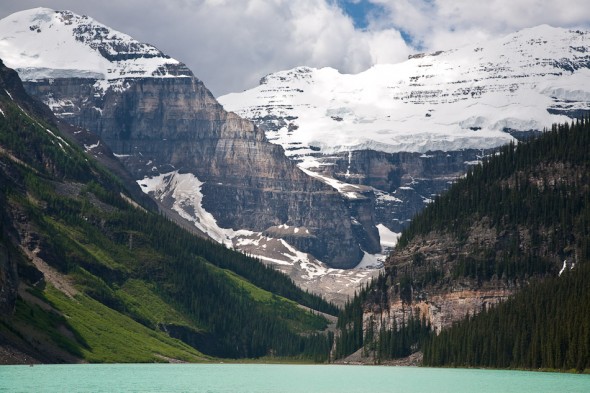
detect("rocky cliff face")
(305, 149), (490, 233)
(219, 25), (590, 241)
(365, 287), (515, 337)
(365, 229), (519, 334)
(1, 8), (370, 268)
(22, 73), (367, 268)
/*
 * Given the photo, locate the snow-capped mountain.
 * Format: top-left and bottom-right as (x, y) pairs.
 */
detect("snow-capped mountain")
(219, 25), (590, 234)
(0, 8), (190, 83)
(220, 25), (590, 157)
(0, 8), (387, 304)
(4, 9), (588, 304)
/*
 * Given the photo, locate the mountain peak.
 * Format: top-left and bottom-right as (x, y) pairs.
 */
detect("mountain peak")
(220, 24), (590, 156)
(0, 7), (191, 81)
(259, 66), (340, 86)
(514, 23), (570, 37)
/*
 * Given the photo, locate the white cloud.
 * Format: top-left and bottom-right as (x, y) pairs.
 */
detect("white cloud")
(0, 0), (589, 96)
(369, 0), (590, 51)
(0, 0), (412, 95)
(367, 29), (412, 64)
(177, 0), (412, 94)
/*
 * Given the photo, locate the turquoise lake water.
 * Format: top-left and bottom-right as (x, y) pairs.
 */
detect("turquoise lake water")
(1, 364), (590, 393)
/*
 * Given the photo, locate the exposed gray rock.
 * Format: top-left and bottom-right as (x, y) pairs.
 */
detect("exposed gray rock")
(302, 149), (489, 233)
(23, 76), (368, 268)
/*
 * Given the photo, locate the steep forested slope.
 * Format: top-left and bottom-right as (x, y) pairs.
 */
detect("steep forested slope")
(335, 119), (590, 369)
(422, 262), (590, 370)
(0, 60), (335, 363)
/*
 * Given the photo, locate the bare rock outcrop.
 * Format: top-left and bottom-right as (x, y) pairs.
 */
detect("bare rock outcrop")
(24, 76), (367, 268)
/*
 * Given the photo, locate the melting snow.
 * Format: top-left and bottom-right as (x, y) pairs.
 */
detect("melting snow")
(84, 140), (100, 152)
(377, 224), (401, 249)
(558, 259), (575, 276)
(137, 170), (384, 304)
(355, 251), (385, 270)
(298, 155), (366, 200)
(559, 260), (567, 276)
(44, 128), (71, 148)
(137, 171), (238, 246)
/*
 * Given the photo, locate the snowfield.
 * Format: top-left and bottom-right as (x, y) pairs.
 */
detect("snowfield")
(219, 25), (590, 157)
(0, 8), (190, 91)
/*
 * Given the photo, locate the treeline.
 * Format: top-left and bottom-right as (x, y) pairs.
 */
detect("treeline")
(335, 119), (590, 366)
(371, 316), (430, 362)
(423, 263), (590, 371)
(399, 118), (590, 251)
(333, 289), (366, 359)
(333, 274), (394, 359)
(111, 208), (336, 358)
(151, 251), (334, 359)
(114, 209), (339, 316)
(398, 119), (590, 282)
(1, 92), (336, 360)
(333, 276), (430, 362)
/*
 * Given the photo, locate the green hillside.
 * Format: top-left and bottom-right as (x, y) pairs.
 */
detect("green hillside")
(335, 119), (590, 370)
(0, 60), (334, 363)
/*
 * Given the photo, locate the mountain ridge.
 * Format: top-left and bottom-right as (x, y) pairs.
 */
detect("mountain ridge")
(0, 7), (191, 82)
(220, 24), (590, 156)
(0, 7), (377, 275)
(219, 23), (590, 241)
(333, 118), (590, 367)
(0, 58), (337, 363)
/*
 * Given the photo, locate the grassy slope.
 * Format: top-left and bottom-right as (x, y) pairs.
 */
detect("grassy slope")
(2, 285), (206, 363)
(0, 67), (332, 363)
(220, 267), (327, 333)
(44, 286), (205, 363)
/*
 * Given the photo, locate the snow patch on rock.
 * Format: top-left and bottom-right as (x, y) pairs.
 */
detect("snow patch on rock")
(138, 171), (383, 304)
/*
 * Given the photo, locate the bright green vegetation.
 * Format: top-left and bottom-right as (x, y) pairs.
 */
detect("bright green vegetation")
(115, 279), (199, 330)
(335, 119), (590, 369)
(219, 267), (328, 333)
(44, 286), (206, 363)
(2, 285), (205, 363)
(0, 68), (335, 363)
(8, 296), (84, 359)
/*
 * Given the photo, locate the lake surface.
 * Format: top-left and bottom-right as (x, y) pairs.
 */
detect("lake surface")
(1, 364), (590, 393)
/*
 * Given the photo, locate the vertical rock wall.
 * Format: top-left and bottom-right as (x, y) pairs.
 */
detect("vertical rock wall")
(23, 76), (369, 268)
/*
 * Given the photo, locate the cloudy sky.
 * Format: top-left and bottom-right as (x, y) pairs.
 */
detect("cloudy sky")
(1, 0), (589, 96)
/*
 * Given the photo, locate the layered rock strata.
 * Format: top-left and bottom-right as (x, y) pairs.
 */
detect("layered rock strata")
(3, 9), (370, 268)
